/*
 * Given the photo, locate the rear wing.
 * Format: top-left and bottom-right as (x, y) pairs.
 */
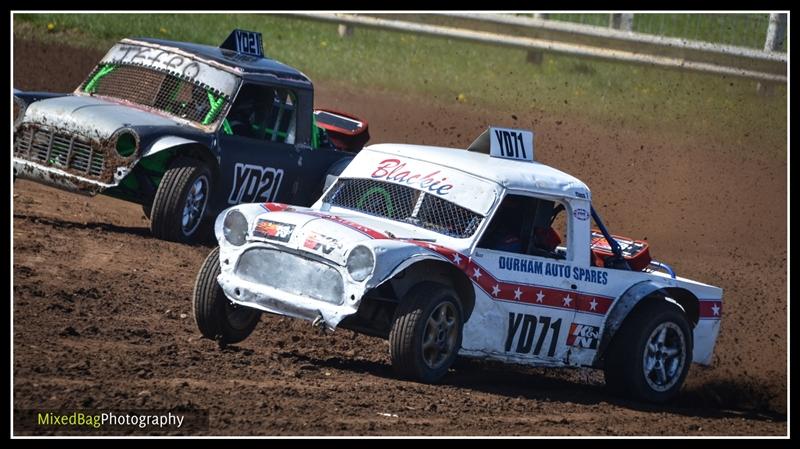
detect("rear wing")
(314, 109), (369, 153)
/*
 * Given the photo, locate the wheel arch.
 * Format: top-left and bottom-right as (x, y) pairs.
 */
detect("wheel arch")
(140, 137), (220, 194)
(378, 258), (476, 322)
(595, 281), (699, 366)
(144, 137), (218, 172)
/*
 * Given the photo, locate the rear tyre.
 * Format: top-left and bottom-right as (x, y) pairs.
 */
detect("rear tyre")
(193, 247), (261, 344)
(149, 157), (213, 243)
(389, 282), (463, 383)
(603, 299), (693, 403)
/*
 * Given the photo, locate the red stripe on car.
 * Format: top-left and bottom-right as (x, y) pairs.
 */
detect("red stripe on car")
(698, 300), (722, 319)
(261, 202), (290, 212)
(292, 210), (389, 240)
(407, 240), (614, 316)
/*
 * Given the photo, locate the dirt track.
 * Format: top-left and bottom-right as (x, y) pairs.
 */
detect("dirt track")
(12, 39), (787, 435)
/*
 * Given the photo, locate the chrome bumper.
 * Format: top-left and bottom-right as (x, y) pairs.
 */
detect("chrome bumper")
(14, 158), (115, 195)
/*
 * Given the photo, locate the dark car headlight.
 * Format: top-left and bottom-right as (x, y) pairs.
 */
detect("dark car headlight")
(113, 129), (138, 157)
(223, 210), (249, 246)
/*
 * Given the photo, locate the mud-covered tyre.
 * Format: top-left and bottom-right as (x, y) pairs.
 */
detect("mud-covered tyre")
(193, 247), (260, 344)
(389, 282), (463, 383)
(150, 157), (213, 243)
(603, 299), (693, 403)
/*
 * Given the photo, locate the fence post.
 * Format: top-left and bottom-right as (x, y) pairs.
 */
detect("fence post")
(526, 13), (549, 64)
(338, 24), (354, 38)
(610, 13), (634, 31)
(764, 13), (787, 52)
(757, 13), (786, 95)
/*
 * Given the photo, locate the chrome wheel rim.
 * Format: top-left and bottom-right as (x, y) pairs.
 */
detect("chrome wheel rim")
(181, 175), (209, 236)
(642, 322), (686, 392)
(422, 301), (459, 370)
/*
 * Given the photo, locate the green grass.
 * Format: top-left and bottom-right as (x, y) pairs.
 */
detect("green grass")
(548, 13), (611, 27)
(546, 13), (775, 50)
(633, 14), (773, 49)
(13, 13), (787, 159)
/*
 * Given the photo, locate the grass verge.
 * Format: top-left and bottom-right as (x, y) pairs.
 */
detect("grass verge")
(13, 13), (787, 159)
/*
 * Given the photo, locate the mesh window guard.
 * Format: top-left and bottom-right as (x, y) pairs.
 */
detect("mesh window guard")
(82, 64), (229, 125)
(325, 178), (483, 239)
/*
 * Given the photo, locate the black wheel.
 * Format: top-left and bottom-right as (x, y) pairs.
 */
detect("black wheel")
(603, 299), (693, 403)
(193, 247), (261, 344)
(389, 282), (463, 383)
(150, 156), (213, 243)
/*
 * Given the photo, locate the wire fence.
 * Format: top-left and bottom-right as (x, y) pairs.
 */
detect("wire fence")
(529, 13), (784, 51)
(302, 13), (786, 83)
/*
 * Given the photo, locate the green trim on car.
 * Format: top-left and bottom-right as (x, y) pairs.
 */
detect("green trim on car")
(84, 64), (116, 93)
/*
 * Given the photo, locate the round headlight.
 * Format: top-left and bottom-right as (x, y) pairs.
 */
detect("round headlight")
(114, 131), (137, 157)
(346, 245), (374, 282)
(223, 210), (249, 246)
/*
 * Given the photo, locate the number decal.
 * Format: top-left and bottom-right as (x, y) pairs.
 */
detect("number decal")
(228, 163), (284, 205)
(233, 30), (263, 57)
(532, 315), (550, 356)
(505, 312), (562, 358)
(489, 127), (534, 162)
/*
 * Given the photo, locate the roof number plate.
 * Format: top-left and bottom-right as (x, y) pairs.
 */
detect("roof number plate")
(489, 127), (534, 162)
(221, 29), (264, 58)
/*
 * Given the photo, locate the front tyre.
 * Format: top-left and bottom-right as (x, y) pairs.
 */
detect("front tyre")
(389, 282), (463, 383)
(604, 299), (693, 403)
(193, 247), (260, 344)
(150, 157), (213, 243)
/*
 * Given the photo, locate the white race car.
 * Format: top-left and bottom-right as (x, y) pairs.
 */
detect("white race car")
(193, 127), (722, 403)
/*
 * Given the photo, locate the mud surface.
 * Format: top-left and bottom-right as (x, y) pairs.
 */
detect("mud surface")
(13, 39), (787, 435)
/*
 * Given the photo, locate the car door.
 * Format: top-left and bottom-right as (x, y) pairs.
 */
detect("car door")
(461, 193), (577, 366)
(215, 82), (302, 208)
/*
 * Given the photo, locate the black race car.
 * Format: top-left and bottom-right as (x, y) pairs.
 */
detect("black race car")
(13, 29), (369, 243)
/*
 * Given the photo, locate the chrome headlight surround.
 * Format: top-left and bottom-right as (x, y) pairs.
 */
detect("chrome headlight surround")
(112, 128), (139, 158)
(222, 209), (249, 246)
(346, 245), (375, 282)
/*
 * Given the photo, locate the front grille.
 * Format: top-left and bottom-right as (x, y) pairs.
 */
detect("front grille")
(236, 248), (344, 305)
(14, 126), (105, 177)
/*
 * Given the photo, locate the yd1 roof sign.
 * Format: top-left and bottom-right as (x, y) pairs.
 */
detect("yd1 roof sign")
(490, 127), (534, 162)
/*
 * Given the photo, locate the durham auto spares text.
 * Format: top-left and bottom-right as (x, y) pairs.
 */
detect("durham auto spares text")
(35, 411), (185, 430)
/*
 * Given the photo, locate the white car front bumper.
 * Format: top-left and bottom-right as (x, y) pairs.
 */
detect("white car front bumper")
(216, 244), (364, 330)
